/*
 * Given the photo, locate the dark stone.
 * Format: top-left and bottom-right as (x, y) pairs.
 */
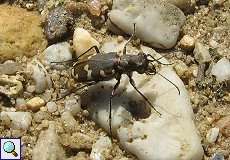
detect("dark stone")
(44, 6), (74, 44)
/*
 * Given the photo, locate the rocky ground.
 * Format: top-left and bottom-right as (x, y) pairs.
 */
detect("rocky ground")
(0, 0), (229, 160)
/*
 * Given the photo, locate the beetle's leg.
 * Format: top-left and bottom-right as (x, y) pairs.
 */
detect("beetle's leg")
(77, 45), (101, 60)
(109, 76), (121, 138)
(123, 23), (136, 55)
(128, 74), (161, 116)
(55, 81), (97, 101)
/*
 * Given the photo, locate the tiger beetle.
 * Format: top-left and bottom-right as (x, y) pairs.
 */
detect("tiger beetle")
(53, 24), (180, 138)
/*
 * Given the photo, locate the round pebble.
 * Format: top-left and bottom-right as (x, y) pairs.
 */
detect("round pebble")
(46, 102), (58, 113)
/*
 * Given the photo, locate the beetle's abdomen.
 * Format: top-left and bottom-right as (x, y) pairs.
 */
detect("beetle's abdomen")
(72, 53), (118, 82)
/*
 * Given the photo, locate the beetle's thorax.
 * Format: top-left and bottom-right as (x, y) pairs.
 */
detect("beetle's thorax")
(117, 53), (148, 74)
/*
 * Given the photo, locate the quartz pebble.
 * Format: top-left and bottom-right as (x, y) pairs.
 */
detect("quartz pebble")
(26, 97), (45, 111)
(0, 112), (32, 130)
(42, 42), (73, 70)
(46, 101), (57, 113)
(107, 0), (185, 49)
(211, 58), (230, 82)
(73, 28), (100, 58)
(206, 127), (219, 143)
(32, 123), (66, 160)
(90, 136), (112, 160)
(179, 35), (195, 51)
(64, 96), (81, 116)
(193, 42), (211, 64)
(173, 61), (189, 78)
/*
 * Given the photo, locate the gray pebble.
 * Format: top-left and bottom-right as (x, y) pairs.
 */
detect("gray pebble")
(45, 6), (74, 43)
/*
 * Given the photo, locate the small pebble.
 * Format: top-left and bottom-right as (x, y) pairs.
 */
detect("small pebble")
(206, 127), (219, 143)
(73, 27), (100, 58)
(211, 153), (225, 160)
(117, 36), (124, 43)
(45, 6), (74, 43)
(179, 35), (195, 51)
(26, 85), (36, 93)
(90, 136), (112, 160)
(216, 116), (230, 137)
(64, 96), (81, 116)
(211, 58), (230, 82)
(46, 101), (57, 113)
(193, 42), (211, 64)
(61, 111), (78, 133)
(26, 97), (45, 112)
(173, 61), (189, 78)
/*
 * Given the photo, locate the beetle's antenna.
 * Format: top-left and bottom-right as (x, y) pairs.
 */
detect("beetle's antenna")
(148, 71), (180, 95)
(51, 59), (74, 64)
(147, 54), (174, 65)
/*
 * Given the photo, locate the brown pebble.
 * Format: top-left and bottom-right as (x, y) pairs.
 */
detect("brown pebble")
(216, 116), (230, 137)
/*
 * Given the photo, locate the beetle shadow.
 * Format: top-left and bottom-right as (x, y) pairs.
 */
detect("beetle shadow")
(80, 81), (156, 120)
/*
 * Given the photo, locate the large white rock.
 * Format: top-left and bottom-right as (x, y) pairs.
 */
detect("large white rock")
(107, 0), (185, 49)
(81, 43), (204, 160)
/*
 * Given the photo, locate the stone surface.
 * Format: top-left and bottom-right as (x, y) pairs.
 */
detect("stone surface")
(73, 27), (100, 58)
(26, 97), (45, 111)
(0, 112), (32, 130)
(42, 42), (73, 70)
(44, 6), (74, 43)
(206, 127), (219, 143)
(107, 0), (185, 49)
(211, 58), (230, 82)
(0, 5), (47, 61)
(82, 42), (204, 160)
(32, 123), (66, 160)
(193, 42), (211, 64)
(90, 136), (112, 160)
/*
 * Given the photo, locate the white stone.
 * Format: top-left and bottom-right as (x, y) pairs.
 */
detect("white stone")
(43, 42), (73, 70)
(46, 101), (57, 113)
(90, 136), (112, 160)
(32, 123), (66, 160)
(193, 42), (211, 64)
(211, 58), (230, 82)
(107, 0), (185, 49)
(64, 96), (81, 116)
(82, 42), (204, 160)
(206, 127), (219, 143)
(73, 27), (100, 58)
(0, 112), (32, 130)
(28, 60), (52, 93)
